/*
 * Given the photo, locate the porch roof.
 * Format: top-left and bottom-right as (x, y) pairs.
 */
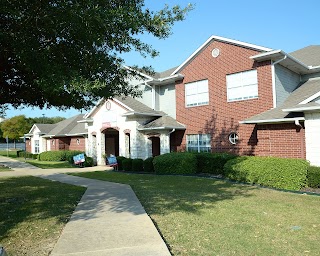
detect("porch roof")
(138, 116), (186, 131)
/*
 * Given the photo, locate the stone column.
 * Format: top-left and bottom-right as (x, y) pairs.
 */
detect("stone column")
(160, 133), (170, 155)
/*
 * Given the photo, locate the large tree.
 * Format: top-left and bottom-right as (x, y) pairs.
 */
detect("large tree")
(0, 1), (192, 110)
(1, 115), (30, 146)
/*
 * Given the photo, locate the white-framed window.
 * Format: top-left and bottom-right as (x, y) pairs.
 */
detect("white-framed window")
(185, 79), (209, 107)
(226, 70), (258, 102)
(186, 134), (211, 152)
(76, 138), (80, 145)
(34, 140), (40, 153)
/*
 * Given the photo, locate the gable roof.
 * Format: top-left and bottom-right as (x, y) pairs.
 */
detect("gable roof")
(171, 35), (273, 75)
(138, 115), (186, 131)
(43, 114), (86, 137)
(33, 124), (56, 134)
(114, 96), (163, 116)
(290, 45), (320, 67)
(242, 78), (320, 124)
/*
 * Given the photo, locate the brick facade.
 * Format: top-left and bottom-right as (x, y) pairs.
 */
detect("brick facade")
(26, 139), (31, 153)
(46, 137), (85, 152)
(175, 40), (302, 158)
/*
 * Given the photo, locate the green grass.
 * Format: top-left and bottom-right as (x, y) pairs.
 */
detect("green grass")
(73, 171), (320, 256)
(26, 160), (75, 169)
(0, 165), (12, 172)
(0, 176), (85, 255)
(0, 150), (19, 158)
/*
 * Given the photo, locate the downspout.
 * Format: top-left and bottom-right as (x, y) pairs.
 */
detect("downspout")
(167, 128), (175, 153)
(271, 55), (287, 108)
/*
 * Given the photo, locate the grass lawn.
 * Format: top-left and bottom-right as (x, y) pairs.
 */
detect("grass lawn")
(0, 176), (86, 255)
(73, 171), (320, 256)
(0, 165), (12, 172)
(26, 160), (75, 169)
(0, 150), (19, 158)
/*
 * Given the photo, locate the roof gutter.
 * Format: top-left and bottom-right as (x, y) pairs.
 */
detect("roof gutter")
(240, 117), (305, 125)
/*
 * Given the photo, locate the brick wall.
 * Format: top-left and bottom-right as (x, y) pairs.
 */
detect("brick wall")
(69, 136), (86, 151)
(176, 39), (276, 156)
(254, 123), (306, 159)
(26, 139), (31, 153)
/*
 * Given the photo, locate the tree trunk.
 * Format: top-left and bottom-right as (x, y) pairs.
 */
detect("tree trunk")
(14, 139), (16, 149)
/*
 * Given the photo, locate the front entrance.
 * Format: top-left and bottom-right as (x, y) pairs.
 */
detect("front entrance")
(104, 128), (119, 156)
(150, 137), (160, 157)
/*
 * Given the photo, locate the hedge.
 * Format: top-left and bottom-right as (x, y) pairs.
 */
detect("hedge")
(17, 151), (38, 159)
(143, 157), (154, 172)
(194, 152), (236, 175)
(132, 159), (144, 172)
(84, 157), (94, 167)
(223, 156), (309, 191)
(122, 158), (133, 172)
(307, 166), (320, 188)
(116, 156), (127, 170)
(38, 150), (84, 162)
(153, 152), (197, 175)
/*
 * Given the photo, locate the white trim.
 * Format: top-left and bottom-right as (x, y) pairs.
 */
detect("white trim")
(171, 35), (272, 75)
(84, 98), (105, 118)
(271, 62), (277, 108)
(138, 126), (185, 131)
(77, 119), (93, 123)
(299, 91), (320, 105)
(240, 117), (305, 124)
(122, 112), (162, 117)
(123, 65), (154, 80)
(282, 106), (320, 112)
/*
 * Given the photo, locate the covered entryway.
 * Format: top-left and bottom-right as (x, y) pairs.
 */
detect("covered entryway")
(103, 128), (119, 156)
(150, 136), (160, 157)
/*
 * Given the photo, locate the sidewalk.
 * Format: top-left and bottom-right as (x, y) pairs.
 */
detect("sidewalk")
(0, 156), (171, 256)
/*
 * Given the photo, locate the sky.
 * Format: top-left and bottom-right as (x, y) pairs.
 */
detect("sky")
(6, 0), (320, 118)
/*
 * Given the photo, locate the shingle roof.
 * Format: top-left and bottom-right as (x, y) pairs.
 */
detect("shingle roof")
(139, 115), (186, 130)
(45, 114), (86, 136)
(115, 96), (163, 115)
(35, 124), (56, 133)
(290, 45), (320, 67)
(243, 78), (320, 123)
(153, 67), (179, 79)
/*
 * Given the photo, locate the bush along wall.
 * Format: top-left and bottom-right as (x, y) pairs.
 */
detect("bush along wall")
(307, 166), (320, 188)
(143, 157), (154, 172)
(223, 156), (309, 191)
(194, 152), (236, 175)
(122, 158), (133, 172)
(116, 156), (127, 170)
(153, 152), (197, 175)
(38, 150), (85, 162)
(17, 151), (38, 159)
(132, 159), (144, 172)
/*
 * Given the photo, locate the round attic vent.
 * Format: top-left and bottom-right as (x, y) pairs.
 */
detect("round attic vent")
(212, 48), (220, 58)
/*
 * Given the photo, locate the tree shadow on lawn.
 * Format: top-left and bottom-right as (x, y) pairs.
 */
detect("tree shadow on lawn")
(0, 176), (85, 241)
(73, 172), (257, 216)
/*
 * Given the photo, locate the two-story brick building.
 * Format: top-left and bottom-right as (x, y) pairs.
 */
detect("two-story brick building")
(26, 35), (320, 166)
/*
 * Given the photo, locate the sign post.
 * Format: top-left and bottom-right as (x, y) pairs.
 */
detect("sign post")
(24, 135), (26, 162)
(6, 136), (8, 157)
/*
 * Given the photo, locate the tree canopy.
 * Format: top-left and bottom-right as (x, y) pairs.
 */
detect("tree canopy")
(1, 115), (30, 140)
(1, 1), (192, 110)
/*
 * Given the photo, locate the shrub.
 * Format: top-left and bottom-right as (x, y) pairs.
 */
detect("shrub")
(143, 157), (154, 172)
(223, 156), (309, 191)
(122, 158), (133, 172)
(307, 166), (320, 188)
(153, 152), (197, 175)
(84, 157), (94, 167)
(38, 150), (84, 162)
(116, 156), (127, 170)
(17, 151), (38, 159)
(132, 159), (144, 172)
(194, 152), (236, 175)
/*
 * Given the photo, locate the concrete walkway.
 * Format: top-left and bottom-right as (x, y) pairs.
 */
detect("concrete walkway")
(0, 156), (171, 256)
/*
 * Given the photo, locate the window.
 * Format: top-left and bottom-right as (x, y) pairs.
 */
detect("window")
(226, 70), (258, 101)
(34, 140), (39, 153)
(229, 132), (239, 145)
(187, 134), (211, 152)
(185, 80), (209, 107)
(76, 139), (80, 145)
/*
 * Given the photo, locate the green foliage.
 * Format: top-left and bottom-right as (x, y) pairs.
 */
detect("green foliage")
(307, 166), (320, 188)
(223, 156), (309, 191)
(17, 151), (38, 159)
(194, 152), (236, 175)
(38, 150), (83, 162)
(116, 156), (127, 170)
(1, 115), (31, 140)
(143, 157), (154, 172)
(84, 157), (94, 167)
(2, 1), (192, 109)
(132, 159), (144, 172)
(122, 158), (133, 172)
(153, 152), (197, 175)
